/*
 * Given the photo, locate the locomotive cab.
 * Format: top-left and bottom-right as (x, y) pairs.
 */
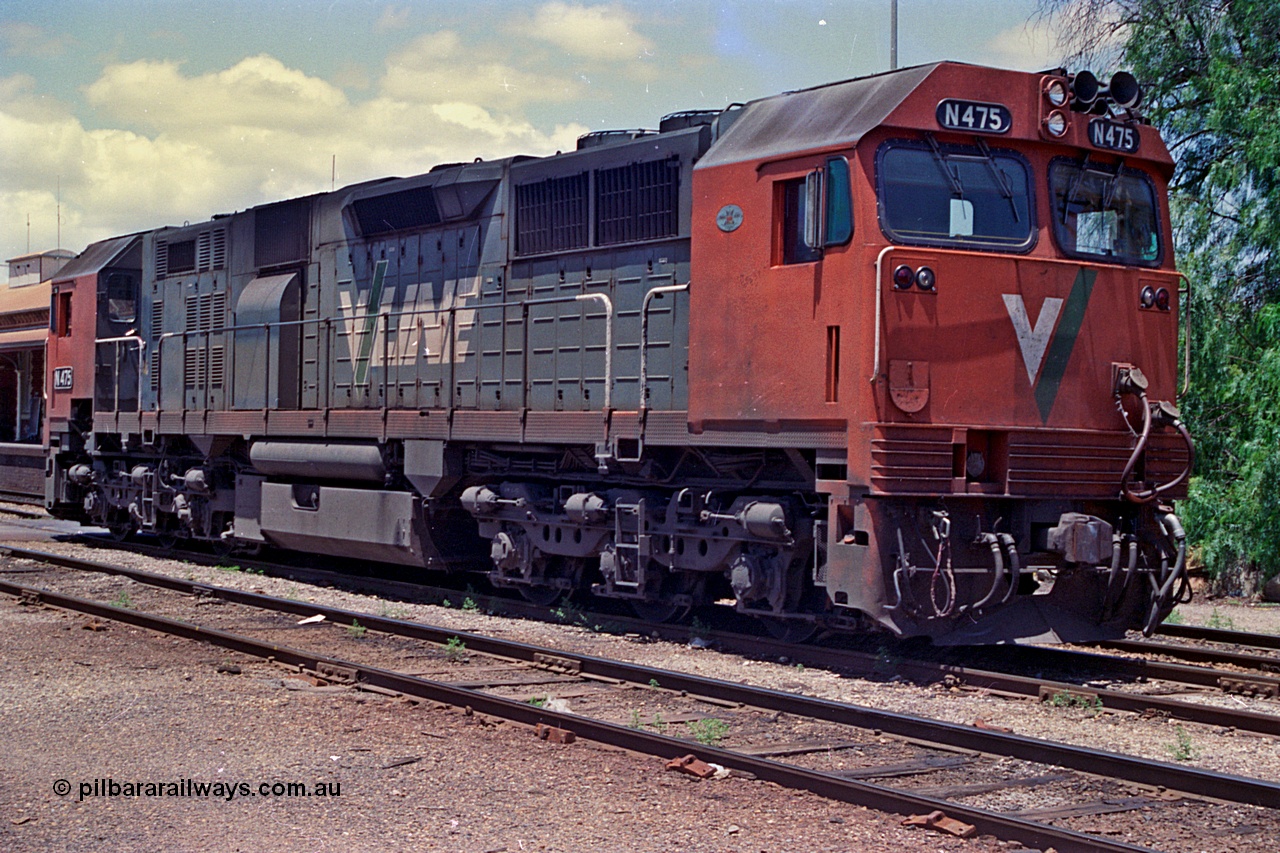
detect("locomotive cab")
(690, 62), (1190, 642)
(45, 234), (143, 520)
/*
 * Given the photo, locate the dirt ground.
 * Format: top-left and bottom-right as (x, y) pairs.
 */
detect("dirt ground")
(0, 593), (1003, 853)
(1, 526), (1277, 853)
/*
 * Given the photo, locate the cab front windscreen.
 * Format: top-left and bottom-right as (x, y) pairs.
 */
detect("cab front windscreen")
(877, 140), (1035, 251)
(1048, 159), (1162, 266)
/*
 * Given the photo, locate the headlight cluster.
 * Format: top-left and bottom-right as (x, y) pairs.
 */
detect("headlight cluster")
(1140, 285), (1171, 311)
(892, 264), (936, 292)
(1040, 69), (1143, 139)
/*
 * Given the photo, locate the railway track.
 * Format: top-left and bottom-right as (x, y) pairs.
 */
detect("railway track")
(1158, 622), (1280, 652)
(15, 531), (1280, 737)
(2, 546), (1279, 852)
(1106, 631), (1280, 678)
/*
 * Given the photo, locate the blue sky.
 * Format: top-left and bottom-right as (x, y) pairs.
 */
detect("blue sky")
(0, 1), (1070, 267)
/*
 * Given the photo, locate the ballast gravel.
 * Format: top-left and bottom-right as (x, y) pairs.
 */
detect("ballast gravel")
(1, 525), (1278, 851)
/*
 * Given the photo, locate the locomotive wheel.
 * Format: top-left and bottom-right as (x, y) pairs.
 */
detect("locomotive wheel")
(106, 515), (133, 542)
(630, 599), (690, 624)
(519, 585), (564, 607)
(759, 616), (818, 644)
(629, 570), (702, 623)
(155, 530), (180, 550)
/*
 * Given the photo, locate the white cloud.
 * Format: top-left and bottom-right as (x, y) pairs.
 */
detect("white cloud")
(379, 30), (583, 107)
(0, 22), (73, 59)
(85, 55), (349, 134)
(1, 44), (589, 264)
(526, 2), (654, 61)
(375, 5), (414, 34)
(980, 18), (1060, 71)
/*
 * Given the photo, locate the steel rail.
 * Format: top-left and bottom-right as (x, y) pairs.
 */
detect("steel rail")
(990, 644), (1280, 693)
(1097, 637), (1280, 674)
(37, 538), (1280, 739)
(1158, 622), (1280, 653)
(0, 577), (1163, 853)
(5, 546), (1279, 811)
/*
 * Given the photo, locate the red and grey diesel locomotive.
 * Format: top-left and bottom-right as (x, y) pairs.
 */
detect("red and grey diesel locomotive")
(43, 62), (1192, 643)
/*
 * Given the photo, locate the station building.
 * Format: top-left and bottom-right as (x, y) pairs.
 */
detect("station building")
(0, 249), (74, 496)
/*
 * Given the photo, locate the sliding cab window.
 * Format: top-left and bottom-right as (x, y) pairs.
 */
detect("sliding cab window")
(779, 156), (854, 265)
(876, 140), (1035, 251)
(51, 290), (73, 337)
(1048, 159), (1162, 266)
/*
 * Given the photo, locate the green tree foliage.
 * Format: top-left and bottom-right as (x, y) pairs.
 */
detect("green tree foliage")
(1040, 1), (1280, 584)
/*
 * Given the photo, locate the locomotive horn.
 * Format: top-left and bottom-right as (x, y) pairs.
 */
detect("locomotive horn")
(1069, 70), (1099, 111)
(1103, 71), (1142, 110)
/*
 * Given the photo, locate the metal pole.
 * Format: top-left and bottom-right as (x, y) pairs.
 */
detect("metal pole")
(890, 0), (898, 70)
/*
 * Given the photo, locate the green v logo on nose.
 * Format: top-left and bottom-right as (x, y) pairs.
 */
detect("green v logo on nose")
(1003, 267), (1097, 423)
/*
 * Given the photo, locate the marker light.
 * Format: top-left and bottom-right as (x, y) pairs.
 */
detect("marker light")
(915, 266), (936, 291)
(892, 264), (914, 290)
(1140, 285), (1157, 308)
(1155, 288), (1170, 311)
(1045, 78), (1069, 107)
(1044, 110), (1068, 137)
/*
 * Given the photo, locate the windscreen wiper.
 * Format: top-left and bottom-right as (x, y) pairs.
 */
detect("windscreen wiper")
(1061, 153), (1090, 225)
(924, 133), (965, 198)
(975, 137), (1019, 223)
(1100, 158), (1124, 209)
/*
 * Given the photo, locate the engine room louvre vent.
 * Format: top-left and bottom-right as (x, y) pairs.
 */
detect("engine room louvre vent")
(209, 346), (225, 388)
(157, 239), (196, 277)
(156, 227), (227, 278)
(195, 228), (227, 271)
(351, 185), (442, 237)
(515, 172), (589, 255)
(184, 291), (227, 333)
(149, 299), (164, 392)
(254, 199), (310, 268)
(184, 348), (225, 390)
(596, 157), (680, 245)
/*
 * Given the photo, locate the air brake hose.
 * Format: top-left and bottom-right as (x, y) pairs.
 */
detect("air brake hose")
(964, 533), (1006, 614)
(1118, 385), (1196, 504)
(997, 533), (1020, 606)
(1103, 531), (1124, 618)
(1142, 511), (1187, 636)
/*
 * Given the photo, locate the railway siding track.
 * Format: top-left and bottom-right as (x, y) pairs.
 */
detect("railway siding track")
(987, 644), (1280, 698)
(12, 537), (1280, 738)
(1159, 623), (1280, 652)
(1097, 638), (1280, 676)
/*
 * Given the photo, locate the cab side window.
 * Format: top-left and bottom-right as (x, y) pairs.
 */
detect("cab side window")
(51, 291), (73, 337)
(781, 178), (822, 265)
(778, 156), (854, 265)
(106, 273), (137, 324)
